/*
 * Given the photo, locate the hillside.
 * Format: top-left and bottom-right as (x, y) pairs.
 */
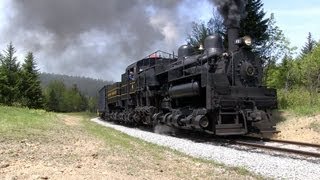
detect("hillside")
(0, 106), (258, 179)
(39, 73), (112, 97)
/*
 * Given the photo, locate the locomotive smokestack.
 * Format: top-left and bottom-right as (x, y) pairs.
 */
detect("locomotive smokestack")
(210, 0), (248, 51)
(228, 26), (239, 52)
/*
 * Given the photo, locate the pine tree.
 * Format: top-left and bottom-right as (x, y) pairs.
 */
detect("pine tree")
(240, 0), (269, 54)
(187, 0), (269, 54)
(20, 52), (43, 108)
(0, 43), (20, 105)
(79, 93), (88, 111)
(87, 96), (97, 112)
(44, 80), (66, 112)
(69, 84), (88, 111)
(300, 32), (316, 57)
(46, 89), (59, 111)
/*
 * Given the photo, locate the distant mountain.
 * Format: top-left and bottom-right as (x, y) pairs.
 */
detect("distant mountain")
(39, 73), (112, 97)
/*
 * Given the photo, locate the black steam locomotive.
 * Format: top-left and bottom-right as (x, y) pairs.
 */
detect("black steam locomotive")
(98, 27), (277, 135)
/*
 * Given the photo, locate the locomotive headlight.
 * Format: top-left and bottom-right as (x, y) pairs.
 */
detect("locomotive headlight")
(243, 36), (252, 46)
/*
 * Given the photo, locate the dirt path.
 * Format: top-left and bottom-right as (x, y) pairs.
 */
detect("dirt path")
(0, 115), (121, 179)
(0, 114), (257, 180)
(274, 113), (320, 144)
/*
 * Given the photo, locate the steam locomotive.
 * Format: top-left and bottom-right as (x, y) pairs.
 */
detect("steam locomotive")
(98, 27), (277, 136)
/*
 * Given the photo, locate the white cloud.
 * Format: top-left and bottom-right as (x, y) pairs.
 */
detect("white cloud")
(149, 11), (178, 47)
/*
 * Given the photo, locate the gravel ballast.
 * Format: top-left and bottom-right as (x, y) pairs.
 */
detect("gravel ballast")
(91, 118), (320, 179)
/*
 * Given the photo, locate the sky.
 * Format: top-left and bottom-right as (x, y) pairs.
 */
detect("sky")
(0, 0), (319, 81)
(263, 0), (320, 52)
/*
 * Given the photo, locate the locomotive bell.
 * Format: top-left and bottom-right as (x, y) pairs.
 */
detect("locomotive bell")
(204, 34), (224, 57)
(178, 44), (194, 58)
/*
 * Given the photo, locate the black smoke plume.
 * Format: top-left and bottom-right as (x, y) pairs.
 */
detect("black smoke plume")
(210, 0), (248, 27)
(2, 0), (187, 80)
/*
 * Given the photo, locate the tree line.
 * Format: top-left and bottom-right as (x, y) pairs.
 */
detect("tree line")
(45, 81), (97, 112)
(0, 43), (97, 112)
(39, 72), (110, 97)
(266, 33), (320, 114)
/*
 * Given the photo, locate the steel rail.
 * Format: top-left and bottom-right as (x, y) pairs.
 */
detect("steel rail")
(232, 138), (320, 158)
(240, 136), (320, 148)
(261, 138), (320, 148)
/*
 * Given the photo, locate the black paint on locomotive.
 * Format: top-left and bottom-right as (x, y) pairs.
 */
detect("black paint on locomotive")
(98, 28), (277, 136)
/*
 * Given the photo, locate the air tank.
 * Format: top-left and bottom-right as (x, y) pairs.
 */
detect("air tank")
(168, 82), (199, 98)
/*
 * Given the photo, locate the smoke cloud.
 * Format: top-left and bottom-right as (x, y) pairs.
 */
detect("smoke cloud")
(0, 0), (218, 80)
(210, 0), (248, 27)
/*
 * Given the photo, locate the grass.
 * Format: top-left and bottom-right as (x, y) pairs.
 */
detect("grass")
(81, 116), (168, 160)
(278, 88), (320, 116)
(273, 106), (320, 122)
(0, 105), (59, 139)
(0, 106), (262, 179)
(285, 106), (320, 116)
(77, 114), (263, 179)
(66, 111), (97, 119)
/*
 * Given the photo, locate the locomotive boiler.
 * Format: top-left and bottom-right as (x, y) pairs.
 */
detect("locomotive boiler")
(98, 26), (277, 136)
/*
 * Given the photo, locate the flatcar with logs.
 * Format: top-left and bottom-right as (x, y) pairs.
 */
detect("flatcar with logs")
(98, 26), (277, 136)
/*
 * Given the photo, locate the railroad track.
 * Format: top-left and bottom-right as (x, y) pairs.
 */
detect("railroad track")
(230, 137), (320, 158)
(99, 120), (320, 158)
(152, 128), (320, 158)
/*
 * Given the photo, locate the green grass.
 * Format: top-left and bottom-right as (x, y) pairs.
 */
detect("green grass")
(278, 88), (320, 116)
(0, 105), (58, 139)
(286, 106), (320, 116)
